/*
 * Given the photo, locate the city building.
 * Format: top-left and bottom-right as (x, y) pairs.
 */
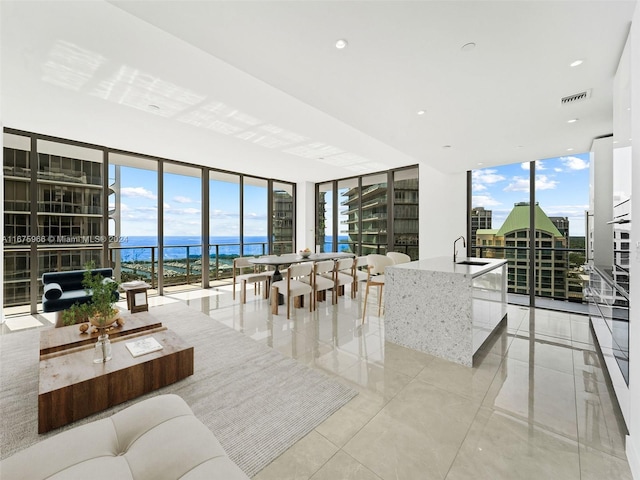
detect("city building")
(476, 202), (568, 299)
(470, 207), (492, 248)
(3, 139), (104, 306)
(272, 188), (294, 255)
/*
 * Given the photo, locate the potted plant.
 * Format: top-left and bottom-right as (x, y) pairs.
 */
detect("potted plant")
(62, 262), (120, 363)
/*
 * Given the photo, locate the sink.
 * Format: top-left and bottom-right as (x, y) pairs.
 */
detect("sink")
(456, 260), (489, 266)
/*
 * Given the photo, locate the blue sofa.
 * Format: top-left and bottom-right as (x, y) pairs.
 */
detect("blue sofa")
(42, 268), (120, 314)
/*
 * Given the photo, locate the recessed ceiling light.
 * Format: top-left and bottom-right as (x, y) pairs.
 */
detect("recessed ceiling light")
(461, 42), (476, 52)
(442, 145), (452, 149)
(516, 145), (524, 149)
(477, 162), (484, 166)
(567, 118), (578, 123)
(417, 110), (426, 115)
(335, 39), (348, 49)
(148, 104), (160, 110)
(570, 59), (583, 67)
(567, 148), (574, 151)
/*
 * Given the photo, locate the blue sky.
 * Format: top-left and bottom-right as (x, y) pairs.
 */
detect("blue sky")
(111, 166), (269, 238)
(110, 152), (590, 239)
(472, 153), (590, 237)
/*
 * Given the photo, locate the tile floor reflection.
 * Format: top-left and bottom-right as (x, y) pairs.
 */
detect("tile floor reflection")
(2, 284), (632, 479)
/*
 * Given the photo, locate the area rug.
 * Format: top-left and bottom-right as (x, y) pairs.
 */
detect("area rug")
(0, 302), (357, 477)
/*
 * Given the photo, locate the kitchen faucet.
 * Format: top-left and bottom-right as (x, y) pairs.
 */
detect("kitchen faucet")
(453, 236), (466, 262)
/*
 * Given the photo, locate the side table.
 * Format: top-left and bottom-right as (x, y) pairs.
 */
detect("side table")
(120, 281), (151, 313)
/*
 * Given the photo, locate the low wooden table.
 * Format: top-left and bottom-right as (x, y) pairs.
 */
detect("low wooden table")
(38, 319), (194, 433)
(40, 314), (162, 356)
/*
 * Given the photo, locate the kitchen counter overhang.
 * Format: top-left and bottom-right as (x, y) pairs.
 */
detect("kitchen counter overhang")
(384, 257), (508, 366)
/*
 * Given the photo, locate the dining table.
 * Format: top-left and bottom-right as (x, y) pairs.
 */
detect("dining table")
(249, 252), (355, 304)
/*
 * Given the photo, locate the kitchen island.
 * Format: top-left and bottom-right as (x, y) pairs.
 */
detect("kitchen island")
(384, 256), (507, 366)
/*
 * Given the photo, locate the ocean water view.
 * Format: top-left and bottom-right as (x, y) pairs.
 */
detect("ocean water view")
(114, 236), (344, 262)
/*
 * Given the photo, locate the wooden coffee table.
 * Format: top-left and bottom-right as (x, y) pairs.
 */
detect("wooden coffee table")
(39, 314), (162, 356)
(38, 319), (194, 433)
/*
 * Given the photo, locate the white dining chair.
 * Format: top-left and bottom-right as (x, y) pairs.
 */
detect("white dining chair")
(332, 257), (355, 299)
(352, 256), (369, 296)
(232, 257), (268, 304)
(362, 254), (395, 323)
(270, 263), (314, 319)
(386, 251), (411, 264)
(305, 259), (336, 309)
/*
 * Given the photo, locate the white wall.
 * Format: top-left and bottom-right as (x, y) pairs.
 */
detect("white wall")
(419, 163), (467, 259)
(627, 3), (640, 477)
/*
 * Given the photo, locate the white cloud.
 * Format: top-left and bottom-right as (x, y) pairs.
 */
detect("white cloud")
(472, 169), (505, 194)
(181, 207), (200, 215)
(120, 187), (157, 200)
(504, 175), (558, 192)
(174, 196), (193, 204)
(472, 195), (501, 207)
(536, 175), (558, 190)
(504, 176), (529, 192)
(560, 156), (589, 171)
(554, 168), (563, 172)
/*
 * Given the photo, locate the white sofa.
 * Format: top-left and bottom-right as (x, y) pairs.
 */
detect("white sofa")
(0, 394), (249, 480)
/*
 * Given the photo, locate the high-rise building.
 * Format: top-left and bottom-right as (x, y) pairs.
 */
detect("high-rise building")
(476, 202), (568, 299)
(3, 137), (104, 307)
(549, 216), (569, 241)
(272, 189), (294, 254)
(470, 207), (492, 248)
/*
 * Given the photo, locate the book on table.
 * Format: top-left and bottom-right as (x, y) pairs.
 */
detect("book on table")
(125, 337), (163, 357)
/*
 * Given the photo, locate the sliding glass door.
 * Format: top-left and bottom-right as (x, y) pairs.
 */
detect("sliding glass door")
(470, 154), (589, 309)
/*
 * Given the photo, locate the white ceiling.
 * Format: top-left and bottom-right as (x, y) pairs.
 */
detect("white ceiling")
(1, 1), (636, 183)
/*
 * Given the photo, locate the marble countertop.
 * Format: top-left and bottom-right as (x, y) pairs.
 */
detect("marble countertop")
(389, 256), (507, 278)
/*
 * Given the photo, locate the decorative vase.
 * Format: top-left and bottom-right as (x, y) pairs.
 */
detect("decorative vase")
(93, 332), (112, 363)
(89, 309), (119, 329)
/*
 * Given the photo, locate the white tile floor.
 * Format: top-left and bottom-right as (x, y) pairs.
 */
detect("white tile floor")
(2, 282), (632, 479)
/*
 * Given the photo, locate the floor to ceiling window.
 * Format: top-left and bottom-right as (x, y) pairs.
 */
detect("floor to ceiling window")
(470, 154), (589, 309)
(316, 166), (418, 258)
(242, 177), (268, 256)
(392, 167), (419, 259)
(338, 178), (359, 254)
(209, 171), (240, 280)
(316, 182), (334, 253)
(108, 152), (159, 287)
(2, 129), (296, 315)
(272, 182), (294, 254)
(163, 163), (202, 287)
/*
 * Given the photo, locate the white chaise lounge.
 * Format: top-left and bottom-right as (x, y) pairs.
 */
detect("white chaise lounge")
(0, 394), (249, 480)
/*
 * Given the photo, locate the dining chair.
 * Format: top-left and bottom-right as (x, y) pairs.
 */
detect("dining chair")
(270, 263), (314, 319)
(333, 257), (355, 299)
(362, 254), (395, 323)
(386, 251), (411, 264)
(306, 260), (337, 309)
(232, 257), (268, 304)
(352, 256), (369, 296)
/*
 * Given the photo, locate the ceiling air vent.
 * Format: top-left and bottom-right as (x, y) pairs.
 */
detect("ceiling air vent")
(561, 89), (591, 105)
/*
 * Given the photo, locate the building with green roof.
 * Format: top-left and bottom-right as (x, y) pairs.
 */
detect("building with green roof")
(475, 202), (568, 299)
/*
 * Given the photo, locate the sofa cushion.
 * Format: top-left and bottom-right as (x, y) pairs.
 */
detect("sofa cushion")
(0, 394), (249, 480)
(41, 268), (120, 313)
(43, 282), (62, 300)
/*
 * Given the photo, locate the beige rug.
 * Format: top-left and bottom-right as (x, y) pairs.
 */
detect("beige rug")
(0, 302), (357, 477)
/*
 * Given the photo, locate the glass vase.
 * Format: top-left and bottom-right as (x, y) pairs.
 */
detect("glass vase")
(93, 333), (112, 363)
